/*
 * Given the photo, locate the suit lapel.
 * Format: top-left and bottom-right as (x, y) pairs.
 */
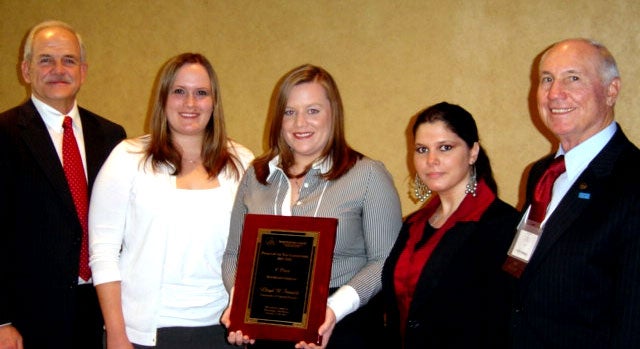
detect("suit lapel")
(411, 224), (474, 308)
(18, 102), (77, 216)
(525, 174), (594, 275)
(524, 129), (627, 277)
(78, 108), (107, 192)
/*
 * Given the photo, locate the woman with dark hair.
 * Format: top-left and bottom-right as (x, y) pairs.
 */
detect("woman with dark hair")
(381, 101), (519, 348)
(221, 64), (402, 348)
(89, 53), (254, 348)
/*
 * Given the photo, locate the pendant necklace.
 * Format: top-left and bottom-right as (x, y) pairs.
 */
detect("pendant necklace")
(288, 170), (308, 193)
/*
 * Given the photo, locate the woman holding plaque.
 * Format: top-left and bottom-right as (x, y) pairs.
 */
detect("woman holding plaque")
(381, 102), (519, 348)
(221, 64), (403, 349)
(89, 53), (254, 349)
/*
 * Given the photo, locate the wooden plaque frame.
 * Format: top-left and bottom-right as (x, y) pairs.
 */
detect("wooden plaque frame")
(229, 214), (337, 345)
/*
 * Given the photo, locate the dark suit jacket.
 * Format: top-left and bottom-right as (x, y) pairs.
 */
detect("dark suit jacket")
(0, 100), (126, 348)
(382, 198), (520, 348)
(510, 127), (640, 349)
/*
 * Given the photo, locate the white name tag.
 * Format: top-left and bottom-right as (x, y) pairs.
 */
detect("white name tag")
(506, 220), (543, 262)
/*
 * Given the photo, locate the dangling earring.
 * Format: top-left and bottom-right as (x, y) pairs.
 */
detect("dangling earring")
(413, 174), (431, 202)
(465, 164), (478, 197)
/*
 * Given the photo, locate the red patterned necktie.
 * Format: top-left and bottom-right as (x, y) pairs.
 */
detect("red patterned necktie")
(528, 155), (566, 223)
(502, 155), (566, 278)
(62, 116), (91, 280)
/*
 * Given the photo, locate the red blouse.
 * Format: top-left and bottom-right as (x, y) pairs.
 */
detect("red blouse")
(393, 180), (495, 337)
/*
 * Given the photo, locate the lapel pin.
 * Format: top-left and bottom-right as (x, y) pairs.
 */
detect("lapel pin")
(578, 182), (590, 199)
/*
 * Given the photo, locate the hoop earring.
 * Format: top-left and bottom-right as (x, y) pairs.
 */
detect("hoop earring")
(465, 165), (478, 197)
(413, 174), (431, 202)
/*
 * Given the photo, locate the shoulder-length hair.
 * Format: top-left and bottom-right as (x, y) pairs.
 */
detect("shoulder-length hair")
(254, 64), (362, 184)
(145, 52), (241, 180)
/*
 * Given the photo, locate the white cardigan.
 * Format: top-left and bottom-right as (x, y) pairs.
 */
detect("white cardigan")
(89, 136), (254, 346)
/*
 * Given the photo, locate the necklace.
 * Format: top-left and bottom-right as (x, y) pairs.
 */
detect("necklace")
(429, 209), (449, 227)
(291, 175), (305, 191)
(183, 156), (201, 164)
(291, 177), (301, 190)
(287, 169), (308, 184)
(287, 170), (307, 179)
(428, 214), (440, 226)
(287, 168), (308, 197)
(289, 172), (307, 196)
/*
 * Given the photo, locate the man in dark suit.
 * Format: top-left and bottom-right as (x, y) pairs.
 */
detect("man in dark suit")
(0, 20), (126, 349)
(505, 38), (640, 348)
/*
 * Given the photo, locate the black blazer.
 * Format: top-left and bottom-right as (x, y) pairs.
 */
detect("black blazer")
(510, 127), (640, 348)
(0, 100), (126, 347)
(382, 198), (520, 348)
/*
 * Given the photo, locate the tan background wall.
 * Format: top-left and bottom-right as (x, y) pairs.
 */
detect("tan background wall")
(2, 0), (639, 216)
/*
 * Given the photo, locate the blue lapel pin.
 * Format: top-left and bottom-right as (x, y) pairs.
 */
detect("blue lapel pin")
(578, 182), (590, 199)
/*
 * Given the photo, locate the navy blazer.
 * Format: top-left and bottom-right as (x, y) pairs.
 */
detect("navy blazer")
(0, 100), (126, 348)
(510, 127), (640, 348)
(382, 198), (520, 348)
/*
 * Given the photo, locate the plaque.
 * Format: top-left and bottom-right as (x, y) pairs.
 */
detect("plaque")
(229, 214), (338, 345)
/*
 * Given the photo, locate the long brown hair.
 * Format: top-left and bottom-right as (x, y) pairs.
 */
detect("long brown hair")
(144, 52), (242, 180)
(254, 64), (362, 184)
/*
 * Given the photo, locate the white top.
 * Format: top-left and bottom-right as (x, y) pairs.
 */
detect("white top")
(157, 187), (232, 327)
(89, 136), (254, 346)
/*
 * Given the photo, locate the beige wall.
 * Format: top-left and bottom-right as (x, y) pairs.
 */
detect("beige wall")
(2, 0), (639, 216)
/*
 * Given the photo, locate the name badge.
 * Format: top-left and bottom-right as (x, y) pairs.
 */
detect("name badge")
(506, 220), (543, 263)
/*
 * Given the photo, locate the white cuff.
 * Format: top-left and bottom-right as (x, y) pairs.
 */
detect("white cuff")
(326, 285), (360, 322)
